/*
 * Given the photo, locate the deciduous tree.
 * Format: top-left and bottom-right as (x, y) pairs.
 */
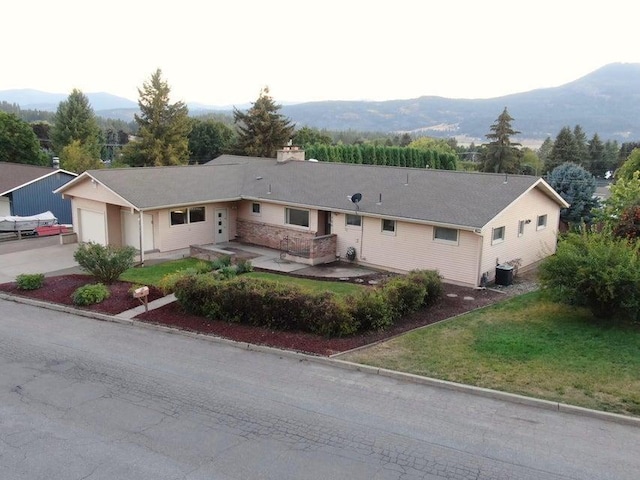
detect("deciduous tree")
(122, 69), (191, 166)
(0, 111), (48, 165)
(60, 140), (104, 173)
(233, 87), (294, 158)
(188, 118), (235, 163)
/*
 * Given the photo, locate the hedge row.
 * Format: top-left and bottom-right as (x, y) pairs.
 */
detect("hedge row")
(173, 269), (442, 337)
(304, 143), (457, 170)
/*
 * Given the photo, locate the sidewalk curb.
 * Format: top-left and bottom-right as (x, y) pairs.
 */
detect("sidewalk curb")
(3, 292), (639, 428)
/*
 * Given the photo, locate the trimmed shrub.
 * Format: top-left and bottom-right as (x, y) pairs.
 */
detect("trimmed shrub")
(348, 289), (392, 331)
(72, 283), (110, 306)
(73, 242), (136, 284)
(406, 269), (443, 306)
(539, 232), (640, 320)
(216, 265), (238, 280)
(16, 273), (45, 290)
(382, 276), (427, 320)
(194, 260), (214, 274)
(211, 255), (232, 270)
(158, 269), (199, 295)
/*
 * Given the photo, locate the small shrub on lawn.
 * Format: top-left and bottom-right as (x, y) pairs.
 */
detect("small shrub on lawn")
(539, 231), (640, 320)
(72, 283), (110, 306)
(216, 265), (238, 280)
(16, 273), (45, 290)
(73, 242), (136, 284)
(194, 260), (214, 274)
(158, 269), (199, 295)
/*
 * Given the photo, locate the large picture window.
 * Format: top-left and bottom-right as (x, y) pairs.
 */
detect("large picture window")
(170, 206), (205, 226)
(433, 226), (458, 243)
(285, 208), (309, 227)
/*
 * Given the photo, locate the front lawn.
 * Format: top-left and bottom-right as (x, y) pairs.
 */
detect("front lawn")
(341, 291), (640, 416)
(245, 271), (364, 297)
(119, 258), (204, 286)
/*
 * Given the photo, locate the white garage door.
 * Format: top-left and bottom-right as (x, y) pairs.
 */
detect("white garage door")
(122, 211), (154, 251)
(78, 209), (106, 245)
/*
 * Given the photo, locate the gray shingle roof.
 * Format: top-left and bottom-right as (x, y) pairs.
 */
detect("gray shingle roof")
(0, 162), (72, 195)
(68, 155), (563, 230)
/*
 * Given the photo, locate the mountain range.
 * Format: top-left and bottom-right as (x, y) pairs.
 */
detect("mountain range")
(2, 63), (640, 145)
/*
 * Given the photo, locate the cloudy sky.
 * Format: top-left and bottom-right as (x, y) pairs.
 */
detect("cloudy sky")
(3, 0), (638, 106)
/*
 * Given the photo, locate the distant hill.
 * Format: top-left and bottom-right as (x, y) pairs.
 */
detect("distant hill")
(2, 63), (640, 143)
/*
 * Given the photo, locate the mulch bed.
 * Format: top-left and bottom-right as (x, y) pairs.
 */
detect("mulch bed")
(0, 274), (164, 315)
(0, 273), (512, 356)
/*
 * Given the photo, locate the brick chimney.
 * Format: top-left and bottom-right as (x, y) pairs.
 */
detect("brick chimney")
(276, 145), (305, 163)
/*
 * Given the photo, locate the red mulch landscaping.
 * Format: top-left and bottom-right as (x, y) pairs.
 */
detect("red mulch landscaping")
(1, 273), (513, 356)
(0, 274), (164, 315)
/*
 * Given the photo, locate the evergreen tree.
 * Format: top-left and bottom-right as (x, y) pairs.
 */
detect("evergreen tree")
(547, 162), (598, 227)
(603, 140), (620, 175)
(122, 69), (191, 167)
(50, 89), (101, 159)
(233, 87), (294, 158)
(0, 111), (48, 165)
(481, 107), (521, 173)
(587, 133), (606, 177)
(546, 126), (579, 173)
(537, 137), (553, 167)
(573, 125), (589, 168)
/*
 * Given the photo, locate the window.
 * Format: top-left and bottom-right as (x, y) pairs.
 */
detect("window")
(285, 208), (309, 227)
(382, 219), (396, 234)
(346, 214), (361, 227)
(518, 220), (525, 237)
(492, 226), (505, 244)
(537, 214), (547, 230)
(251, 202), (261, 215)
(170, 206), (205, 226)
(433, 227), (458, 243)
(189, 206), (205, 223)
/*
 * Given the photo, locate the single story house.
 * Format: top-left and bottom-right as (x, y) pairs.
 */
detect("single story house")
(55, 147), (568, 287)
(0, 162), (76, 223)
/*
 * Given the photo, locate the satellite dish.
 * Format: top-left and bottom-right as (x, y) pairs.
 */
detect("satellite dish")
(351, 193), (362, 204)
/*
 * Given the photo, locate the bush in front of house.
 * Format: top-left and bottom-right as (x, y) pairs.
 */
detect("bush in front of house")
(173, 275), (358, 337)
(382, 276), (428, 320)
(72, 283), (110, 306)
(211, 255), (232, 270)
(539, 231), (640, 320)
(73, 242), (137, 284)
(15, 273), (45, 290)
(406, 269), (443, 306)
(235, 258), (253, 274)
(348, 289), (393, 331)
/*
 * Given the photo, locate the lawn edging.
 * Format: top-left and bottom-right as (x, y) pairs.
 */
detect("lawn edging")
(3, 290), (639, 428)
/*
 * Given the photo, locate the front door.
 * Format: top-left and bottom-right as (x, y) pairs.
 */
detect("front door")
(214, 208), (229, 243)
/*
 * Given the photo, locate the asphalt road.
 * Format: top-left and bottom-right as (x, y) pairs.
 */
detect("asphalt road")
(1, 299), (638, 480)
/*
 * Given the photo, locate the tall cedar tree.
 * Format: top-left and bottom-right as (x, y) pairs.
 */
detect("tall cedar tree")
(0, 111), (48, 165)
(51, 89), (101, 159)
(123, 69), (191, 166)
(233, 87), (294, 158)
(546, 126), (579, 173)
(481, 107), (521, 173)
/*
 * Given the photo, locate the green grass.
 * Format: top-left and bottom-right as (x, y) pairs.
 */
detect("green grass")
(342, 291), (640, 417)
(119, 259), (364, 298)
(245, 271), (363, 297)
(119, 258), (204, 286)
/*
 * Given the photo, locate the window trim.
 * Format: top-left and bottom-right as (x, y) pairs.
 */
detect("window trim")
(381, 218), (396, 235)
(170, 206), (206, 226)
(251, 202), (261, 216)
(433, 226), (459, 245)
(536, 214), (548, 231)
(285, 207), (310, 228)
(345, 213), (362, 228)
(492, 226), (505, 245)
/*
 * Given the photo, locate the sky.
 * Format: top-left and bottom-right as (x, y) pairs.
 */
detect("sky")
(3, 0), (639, 107)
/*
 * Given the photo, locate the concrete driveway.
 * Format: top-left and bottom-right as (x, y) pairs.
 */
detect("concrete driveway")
(0, 236), (81, 284)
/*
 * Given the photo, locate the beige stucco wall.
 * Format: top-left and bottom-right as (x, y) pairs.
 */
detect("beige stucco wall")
(62, 177), (131, 207)
(152, 201), (237, 252)
(238, 200), (320, 234)
(479, 187), (561, 281)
